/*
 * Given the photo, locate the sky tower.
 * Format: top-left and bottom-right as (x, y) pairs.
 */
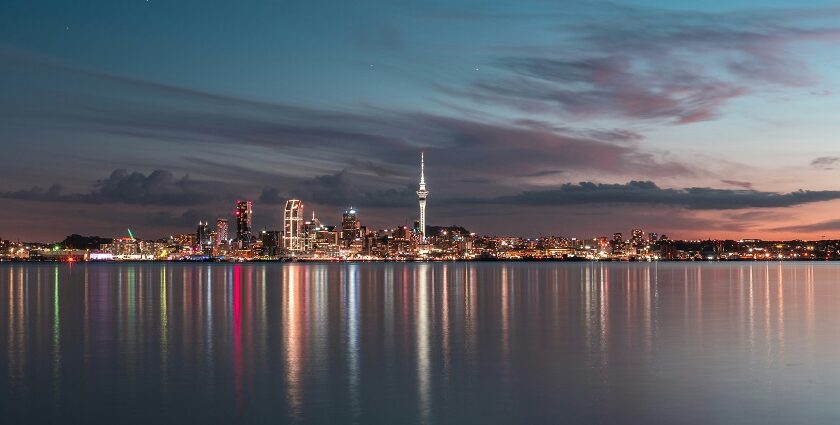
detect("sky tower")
(417, 152), (429, 242)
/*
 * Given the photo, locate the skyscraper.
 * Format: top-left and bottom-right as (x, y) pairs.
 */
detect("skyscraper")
(235, 200), (253, 247)
(341, 207), (361, 248)
(215, 218), (229, 246)
(196, 221), (212, 250)
(416, 152), (429, 242)
(631, 228), (644, 245)
(283, 199), (305, 253)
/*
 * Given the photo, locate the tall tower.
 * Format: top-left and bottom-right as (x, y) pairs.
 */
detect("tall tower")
(196, 221), (212, 250)
(283, 199), (305, 253)
(417, 152), (429, 242)
(341, 207), (361, 248)
(235, 200), (253, 247)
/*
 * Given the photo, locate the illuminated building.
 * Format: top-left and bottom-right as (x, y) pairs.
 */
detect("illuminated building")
(303, 212), (319, 252)
(235, 200), (253, 247)
(305, 212), (339, 256)
(611, 232), (624, 255)
(283, 199), (305, 253)
(416, 152), (429, 242)
(261, 230), (282, 257)
(170, 233), (196, 252)
(99, 237), (160, 260)
(341, 207), (361, 248)
(216, 219), (229, 246)
(196, 221), (212, 251)
(632, 229), (644, 244)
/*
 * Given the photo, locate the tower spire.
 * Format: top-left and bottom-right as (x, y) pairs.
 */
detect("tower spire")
(417, 152), (429, 243)
(420, 152), (426, 188)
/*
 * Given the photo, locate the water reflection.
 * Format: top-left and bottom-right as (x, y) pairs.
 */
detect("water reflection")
(0, 262), (837, 424)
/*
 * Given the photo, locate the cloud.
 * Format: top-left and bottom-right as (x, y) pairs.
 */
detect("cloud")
(771, 219), (840, 233)
(1, 169), (226, 206)
(258, 188), (286, 205)
(466, 180), (840, 210)
(347, 159), (407, 178)
(458, 177), (494, 184)
(465, 5), (840, 124)
(721, 179), (754, 189)
(144, 208), (213, 228)
(0, 46), (692, 188)
(262, 169), (418, 208)
(520, 169), (564, 178)
(811, 156), (840, 170)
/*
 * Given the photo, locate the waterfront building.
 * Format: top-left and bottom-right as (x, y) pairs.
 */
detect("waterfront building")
(215, 219), (229, 247)
(235, 200), (253, 247)
(283, 199), (305, 253)
(341, 207), (361, 248)
(196, 221), (212, 251)
(261, 230), (283, 257)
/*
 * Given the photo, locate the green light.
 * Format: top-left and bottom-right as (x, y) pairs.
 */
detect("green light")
(127, 228), (135, 241)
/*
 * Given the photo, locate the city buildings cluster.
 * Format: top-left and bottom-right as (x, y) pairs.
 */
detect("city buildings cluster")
(4, 154), (840, 262)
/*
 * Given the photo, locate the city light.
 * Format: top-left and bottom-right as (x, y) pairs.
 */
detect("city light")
(3, 154), (840, 263)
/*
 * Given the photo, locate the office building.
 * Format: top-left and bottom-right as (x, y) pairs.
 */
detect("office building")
(283, 199), (305, 253)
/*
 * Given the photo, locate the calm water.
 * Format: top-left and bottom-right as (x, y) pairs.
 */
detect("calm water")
(2, 262), (840, 424)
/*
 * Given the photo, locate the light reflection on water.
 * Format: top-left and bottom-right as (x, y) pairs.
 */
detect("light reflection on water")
(1, 262), (840, 424)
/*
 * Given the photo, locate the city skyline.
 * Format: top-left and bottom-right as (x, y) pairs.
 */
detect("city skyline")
(6, 1), (840, 241)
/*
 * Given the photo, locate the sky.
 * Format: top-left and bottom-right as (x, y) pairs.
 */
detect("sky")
(3, 0), (840, 242)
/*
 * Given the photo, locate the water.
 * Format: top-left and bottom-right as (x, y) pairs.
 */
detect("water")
(1, 262), (840, 424)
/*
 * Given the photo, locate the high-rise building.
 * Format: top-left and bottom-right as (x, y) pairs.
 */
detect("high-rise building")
(341, 207), (361, 248)
(611, 232), (624, 255)
(215, 219), (229, 246)
(235, 200), (253, 246)
(283, 199), (305, 253)
(631, 229), (644, 245)
(305, 212), (339, 255)
(303, 211), (320, 252)
(196, 221), (212, 250)
(261, 230), (282, 257)
(416, 152), (429, 242)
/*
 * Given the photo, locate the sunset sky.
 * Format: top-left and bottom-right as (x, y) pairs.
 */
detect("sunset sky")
(4, 0), (840, 241)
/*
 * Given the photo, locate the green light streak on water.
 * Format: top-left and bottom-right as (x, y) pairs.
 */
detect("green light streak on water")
(53, 266), (61, 399)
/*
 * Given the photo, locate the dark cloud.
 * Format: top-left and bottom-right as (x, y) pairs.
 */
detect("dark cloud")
(259, 169), (417, 209)
(1, 169), (226, 206)
(291, 170), (416, 208)
(468, 6), (840, 124)
(520, 169), (564, 178)
(347, 159), (407, 178)
(467, 180), (840, 210)
(771, 219), (840, 233)
(721, 179), (754, 189)
(144, 208), (213, 228)
(0, 47), (692, 189)
(258, 188), (286, 205)
(475, 57), (745, 124)
(2, 184), (67, 202)
(811, 156), (840, 170)
(458, 177), (494, 184)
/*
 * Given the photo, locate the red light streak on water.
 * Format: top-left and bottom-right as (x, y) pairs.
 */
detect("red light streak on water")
(233, 264), (243, 414)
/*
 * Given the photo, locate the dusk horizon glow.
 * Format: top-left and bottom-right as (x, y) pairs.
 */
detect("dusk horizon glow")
(4, 0), (840, 242)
